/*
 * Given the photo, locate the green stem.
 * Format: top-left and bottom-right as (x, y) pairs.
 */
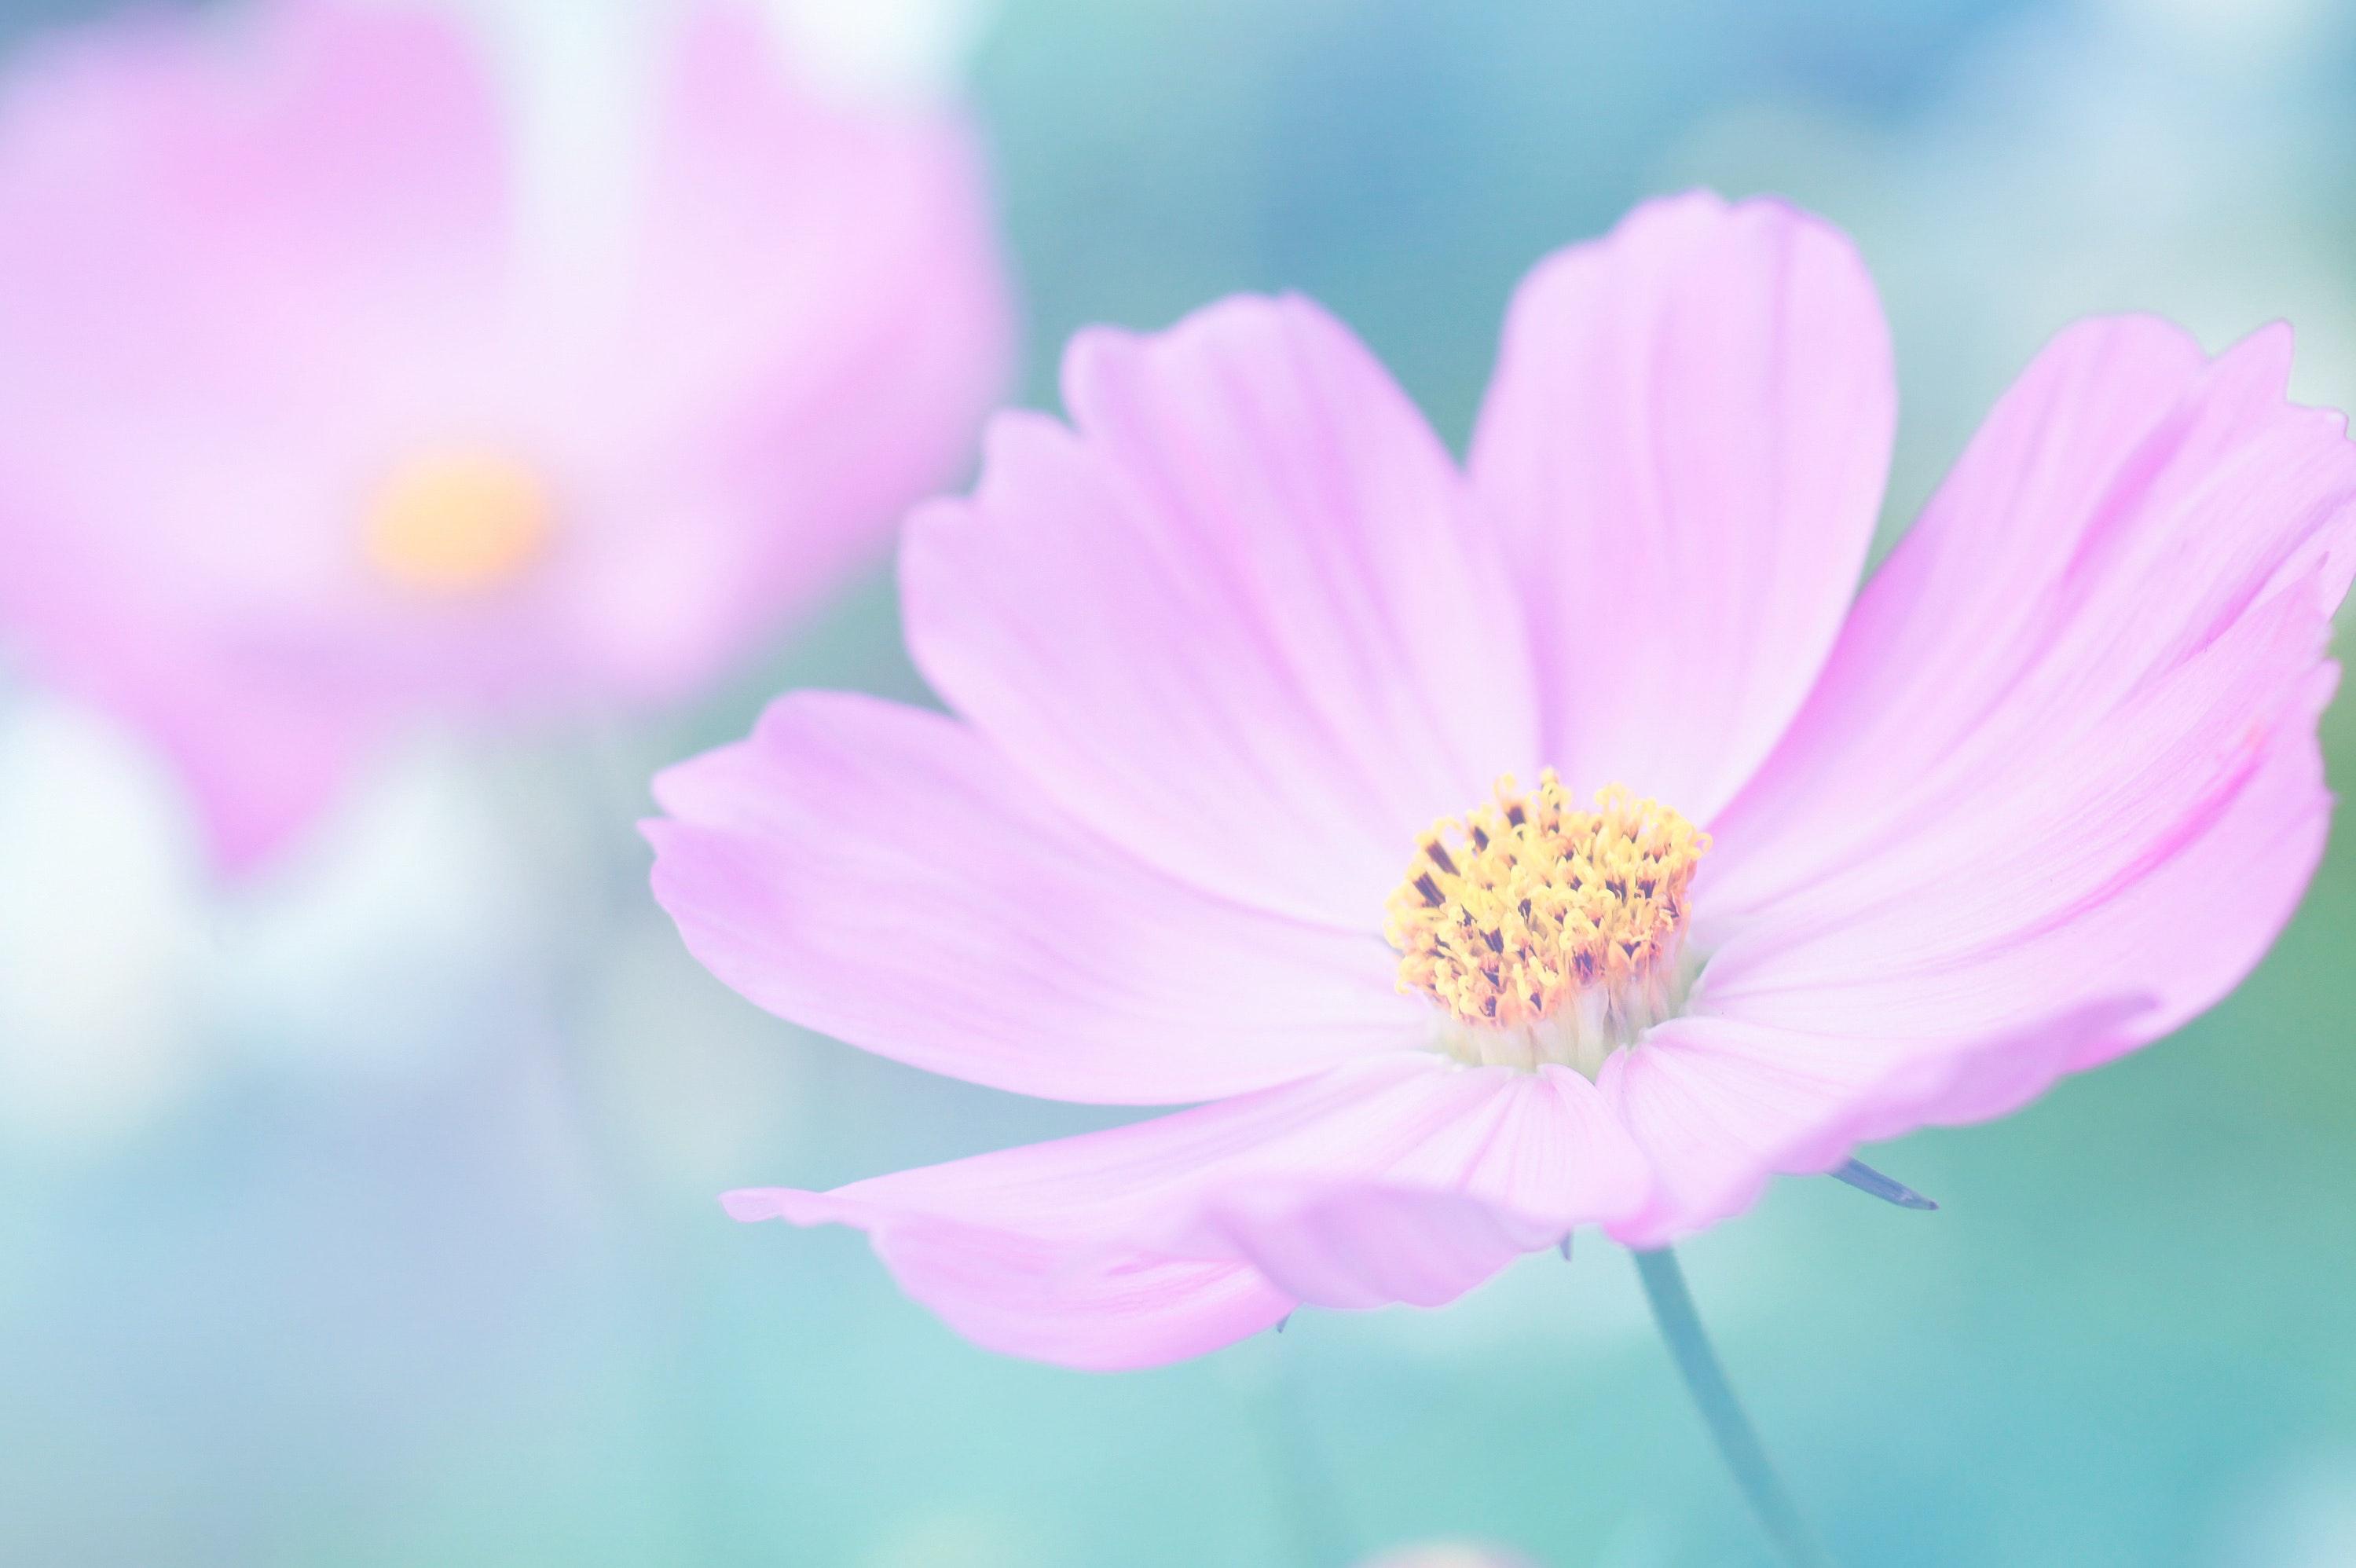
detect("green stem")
(1632, 1247), (1833, 1567)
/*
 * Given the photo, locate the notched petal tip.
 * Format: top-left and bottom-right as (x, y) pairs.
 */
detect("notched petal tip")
(1830, 1159), (1939, 1211)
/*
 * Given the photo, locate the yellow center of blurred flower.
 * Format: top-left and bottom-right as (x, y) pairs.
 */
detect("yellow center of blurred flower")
(363, 449), (552, 594)
(1385, 772), (1707, 1075)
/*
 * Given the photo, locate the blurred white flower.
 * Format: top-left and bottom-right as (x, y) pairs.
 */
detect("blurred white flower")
(0, 693), (207, 1151)
(207, 742), (537, 1085)
(428, 0), (998, 112)
(401, 0), (1004, 310)
(0, 686), (542, 1152)
(768, 0), (1000, 104)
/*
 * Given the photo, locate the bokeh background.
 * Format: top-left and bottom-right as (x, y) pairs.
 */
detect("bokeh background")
(4, 1), (2356, 1564)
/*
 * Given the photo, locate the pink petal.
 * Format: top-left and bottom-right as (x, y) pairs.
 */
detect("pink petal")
(126, 657), (379, 874)
(1628, 318), (2355, 1199)
(724, 1053), (1655, 1370)
(903, 295), (1541, 929)
(1599, 998), (2151, 1245)
(1670, 663), (2332, 1176)
(1605, 575), (2338, 1246)
(781, 1211), (1291, 1374)
(1706, 321), (2354, 1038)
(1467, 191), (1895, 822)
(648, 693), (1424, 1106)
(0, 2), (505, 401)
(1712, 319), (2352, 915)
(1705, 586), (2336, 1039)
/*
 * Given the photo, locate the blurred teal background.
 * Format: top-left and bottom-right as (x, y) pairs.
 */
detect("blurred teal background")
(4, 1), (2356, 1564)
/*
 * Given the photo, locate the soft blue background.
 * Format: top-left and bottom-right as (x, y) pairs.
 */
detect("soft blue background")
(3, 2), (2355, 1564)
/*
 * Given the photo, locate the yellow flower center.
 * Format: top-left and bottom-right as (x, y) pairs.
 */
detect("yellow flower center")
(363, 449), (552, 594)
(1384, 771), (1708, 1074)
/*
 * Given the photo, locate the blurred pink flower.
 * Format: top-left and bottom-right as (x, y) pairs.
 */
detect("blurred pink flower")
(0, 0), (1011, 870)
(649, 192), (2356, 1369)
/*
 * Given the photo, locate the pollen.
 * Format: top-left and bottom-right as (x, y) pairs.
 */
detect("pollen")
(1384, 772), (1708, 1073)
(364, 449), (552, 595)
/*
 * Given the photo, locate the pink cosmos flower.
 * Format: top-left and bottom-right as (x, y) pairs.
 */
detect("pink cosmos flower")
(0, 0), (1010, 870)
(649, 192), (2356, 1371)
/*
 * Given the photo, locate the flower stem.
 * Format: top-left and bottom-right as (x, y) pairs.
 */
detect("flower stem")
(1632, 1247), (1832, 1567)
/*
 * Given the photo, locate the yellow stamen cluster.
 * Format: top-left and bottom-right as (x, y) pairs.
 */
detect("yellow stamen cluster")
(1385, 773), (1707, 1068)
(364, 449), (553, 595)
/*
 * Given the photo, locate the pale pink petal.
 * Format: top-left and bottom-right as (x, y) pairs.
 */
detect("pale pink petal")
(647, 693), (1424, 1105)
(1610, 319), (2356, 1208)
(1670, 588), (2333, 1173)
(724, 1053), (1656, 1370)
(1695, 322), (2353, 1067)
(1702, 588), (2336, 1042)
(1165, 1069), (1649, 1310)
(1654, 670), (2330, 1189)
(1598, 998), (2151, 1245)
(1709, 318), (2354, 923)
(1467, 191), (1894, 822)
(1620, 535), (2340, 1243)
(0, 500), (383, 870)
(0, 2), (506, 382)
(783, 1214), (1292, 1372)
(903, 295), (1541, 929)
(127, 656), (380, 874)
